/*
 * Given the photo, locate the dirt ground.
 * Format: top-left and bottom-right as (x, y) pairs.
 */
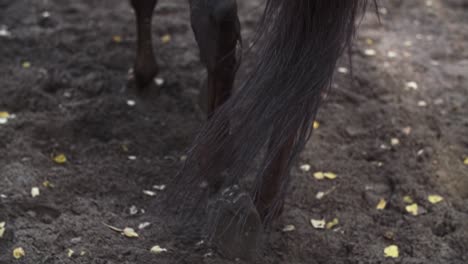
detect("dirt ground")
(1, 0), (467, 263)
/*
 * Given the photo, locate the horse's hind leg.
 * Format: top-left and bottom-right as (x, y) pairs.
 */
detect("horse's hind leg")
(189, 0), (240, 117)
(189, 0), (262, 259)
(130, 0), (159, 92)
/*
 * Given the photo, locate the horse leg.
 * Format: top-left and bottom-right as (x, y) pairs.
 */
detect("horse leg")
(189, 0), (240, 117)
(130, 0), (159, 92)
(189, 0), (262, 260)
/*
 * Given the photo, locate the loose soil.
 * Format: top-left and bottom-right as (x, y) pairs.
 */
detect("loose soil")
(1, 0), (467, 263)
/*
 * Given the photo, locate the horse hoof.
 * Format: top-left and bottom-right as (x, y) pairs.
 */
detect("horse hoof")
(207, 185), (263, 260)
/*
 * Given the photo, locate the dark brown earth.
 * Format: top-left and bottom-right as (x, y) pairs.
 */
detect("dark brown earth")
(1, 0), (467, 263)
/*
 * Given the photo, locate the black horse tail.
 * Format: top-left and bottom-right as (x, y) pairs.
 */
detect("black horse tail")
(171, 0), (370, 221)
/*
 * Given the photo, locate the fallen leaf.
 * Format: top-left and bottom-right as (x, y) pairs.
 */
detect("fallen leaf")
(150, 245), (168, 254)
(128, 155), (137, 160)
(123, 227), (139, 238)
(22, 61), (31, 68)
(403, 196), (413, 204)
(282, 225), (296, 232)
(13, 247), (25, 259)
(428, 195), (443, 204)
(42, 180), (54, 188)
(31, 187), (40, 198)
(53, 154), (67, 164)
(0, 222), (5, 238)
(112, 35), (122, 43)
(126, 100), (136, 106)
(316, 191), (325, 200)
(310, 219), (326, 229)
(387, 51), (398, 58)
(0, 111), (9, 118)
(384, 245), (399, 258)
(313, 121), (320, 129)
(402, 127), (412, 135)
(390, 138), (400, 146)
(154, 77), (165, 86)
(464, 157), (468, 165)
(406, 81), (418, 90)
(326, 218), (339, 229)
(376, 199), (387, 210)
(313, 172), (325, 180)
(143, 190), (156, 196)
(67, 248), (74, 258)
(161, 34), (171, 43)
(323, 172), (337, 180)
(300, 164), (311, 172)
(138, 222), (151, 230)
(405, 203), (418, 216)
(364, 49), (376, 56)
(153, 184), (166, 191)
(338, 67), (349, 74)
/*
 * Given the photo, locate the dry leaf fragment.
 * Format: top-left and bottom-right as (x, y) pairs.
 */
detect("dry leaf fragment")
(43, 180), (54, 188)
(300, 164), (311, 172)
(326, 218), (339, 229)
(406, 81), (418, 90)
(384, 245), (399, 258)
(323, 172), (337, 180)
(403, 196), (414, 204)
(402, 127), (412, 135)
(0, 111), (9, 118)
(364, 49), (376, 56)
(112, 35), (122, 43)
(161, 34), (171, 43)
(138, 222), (151, 230)
(22, 61), (31, 68)
(338, 67), (349, 74)
(0, 221), (5, 238)
(405, 203), (418, 216)
(464, 157), (468, 165)
(154, 77), (165, 86)
(310, 219), (326, 229)
(282, 225), (296, 232)
(313, 172), (325, 180)
(67, 248), (74, 257)
(53, 154), (67, 164)
(150, 245), (168, 254)
(153, 184), (166, 191)
(428, 195), (443, 204)
(313, 121), (320, 129)
(13, 247), (25, 259)
(126, 100), (136, 106)
(376, 199), (387, 210)
(143, 190), (156, 196)
(123, 227), (139, 238)
(31, 187), (40, 198)
(316, 191), (325, 200)
(390, 138), (400, 146)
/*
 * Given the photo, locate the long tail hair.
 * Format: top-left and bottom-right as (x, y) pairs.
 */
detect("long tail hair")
(171, 0), (370, 223)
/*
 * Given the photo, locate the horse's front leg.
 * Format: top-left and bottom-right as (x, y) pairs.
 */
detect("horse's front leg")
(130, 0), (159, 92)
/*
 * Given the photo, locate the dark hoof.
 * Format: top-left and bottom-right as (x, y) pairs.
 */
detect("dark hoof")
(207, 185), (263, 260)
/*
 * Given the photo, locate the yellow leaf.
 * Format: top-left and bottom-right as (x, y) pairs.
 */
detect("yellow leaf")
(161, 34), (171, 43)
(67, 248), (74, 258)
(323, 172), (337, 180)
(22, 61), (31, 68)
(53, 154), (67, 164)
(384, 245), (399, 258)
(0, 111), (9, 118)
(428, 195), (443, 204)
(13, 247), (25, 259)
(403, 196), (413, 204)
(376, 199), (387, 210)
(326, 218), (339, 229)
(405, 203), (418, 216)
(43, 180), (54, 188)
(464, 157), (468, 165)
(313, 121), (320, 129)
(123, 227), (139, 238)
(310, 219), (326, 229)
(313, 172), (325, 180)
(0, 222), (5, 238)
(150, 245), (168, 254)
(112, 35), (122, 43)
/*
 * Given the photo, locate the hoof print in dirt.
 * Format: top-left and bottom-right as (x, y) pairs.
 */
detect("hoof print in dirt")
(206, 185), (263, 260)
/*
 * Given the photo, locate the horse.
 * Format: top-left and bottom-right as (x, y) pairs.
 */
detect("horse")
(129, 0), (372, 260)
